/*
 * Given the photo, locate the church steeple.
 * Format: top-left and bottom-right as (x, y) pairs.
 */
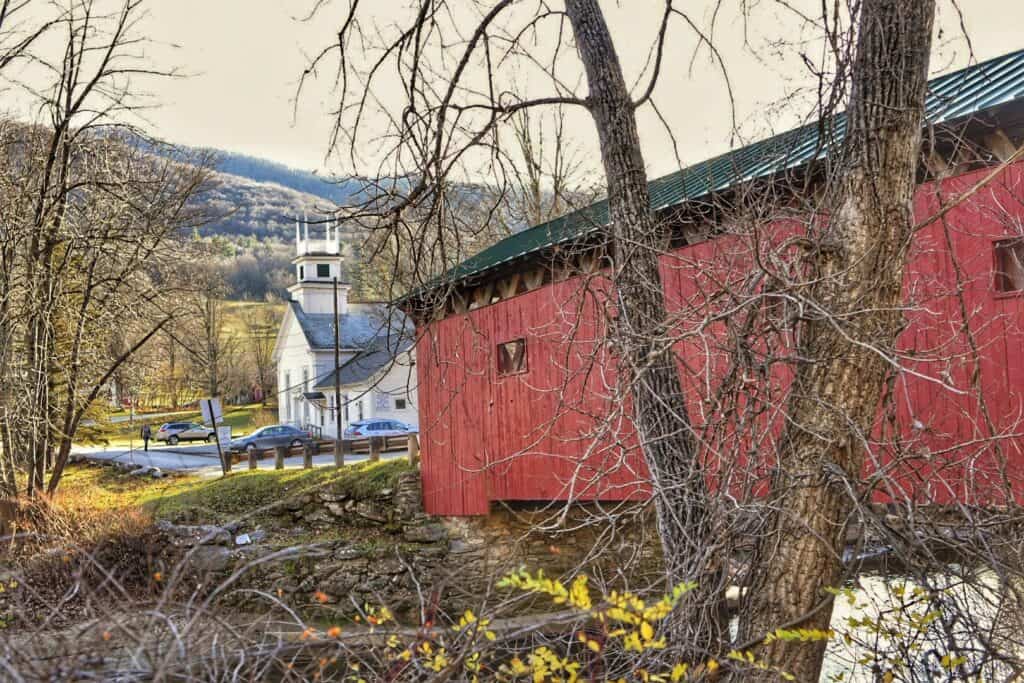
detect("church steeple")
(287, 216), (350, 315)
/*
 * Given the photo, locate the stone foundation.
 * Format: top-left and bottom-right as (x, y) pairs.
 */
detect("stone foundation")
(160, 471), (664, 621)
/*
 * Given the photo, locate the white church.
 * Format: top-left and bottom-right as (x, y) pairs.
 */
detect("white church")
(271, 220), (418, 438)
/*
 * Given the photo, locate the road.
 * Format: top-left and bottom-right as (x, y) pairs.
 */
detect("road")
(72, 442), (406, 475)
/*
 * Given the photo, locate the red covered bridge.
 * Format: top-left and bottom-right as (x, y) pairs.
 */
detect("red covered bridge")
(404, 49), (1024, 516)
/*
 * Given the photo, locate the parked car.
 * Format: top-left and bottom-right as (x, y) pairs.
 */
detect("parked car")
(228, 425), (314, 455)
(155, 422), (216, 445)
(343, 419), (417, 439)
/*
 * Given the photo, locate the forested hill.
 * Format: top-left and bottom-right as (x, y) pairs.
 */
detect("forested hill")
(130, 136), (365, 243)
(209, 149), (362, 205)
(159, 144), (373, 300)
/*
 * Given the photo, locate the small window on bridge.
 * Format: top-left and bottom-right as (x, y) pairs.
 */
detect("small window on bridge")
(497, 339), (527, 376)
(995, 239), (1024, 292)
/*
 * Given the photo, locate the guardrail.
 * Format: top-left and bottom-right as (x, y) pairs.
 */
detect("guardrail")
(230, 433), (420, 472)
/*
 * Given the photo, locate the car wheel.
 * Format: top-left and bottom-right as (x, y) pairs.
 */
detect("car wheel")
(207, 433), (217, 443)
(168, 435), (179, 445)
(291, 439), (302, 448)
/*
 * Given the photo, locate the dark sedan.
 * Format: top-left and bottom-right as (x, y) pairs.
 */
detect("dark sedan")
(228, 425), (314, 455)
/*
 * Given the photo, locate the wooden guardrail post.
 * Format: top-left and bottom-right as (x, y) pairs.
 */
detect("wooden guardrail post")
(369, 436), (382, 462)
(274, 445), (287, 470)
(248, 449), (258, 470)
(407, 433), (420, 466)
(303, 441), (314, 469)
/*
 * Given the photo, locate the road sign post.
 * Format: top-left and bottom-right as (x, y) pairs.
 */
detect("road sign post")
(203, 397), (229, 475)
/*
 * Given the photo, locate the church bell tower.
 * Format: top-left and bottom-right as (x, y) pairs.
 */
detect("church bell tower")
(287, 217), (349, 315)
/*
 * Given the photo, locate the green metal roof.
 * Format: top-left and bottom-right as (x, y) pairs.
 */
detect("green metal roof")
(424, 47), (1024, 295)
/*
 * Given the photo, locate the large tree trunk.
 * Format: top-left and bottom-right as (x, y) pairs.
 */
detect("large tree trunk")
(565, 0), (729, 662)
(736, 1), (935, 680)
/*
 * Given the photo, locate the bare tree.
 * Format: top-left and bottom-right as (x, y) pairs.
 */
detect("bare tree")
(735, 2), (937, 679)
(245, 301), (279, 406)
(183, 263), (237, 400)
(0, 0), (215, 496)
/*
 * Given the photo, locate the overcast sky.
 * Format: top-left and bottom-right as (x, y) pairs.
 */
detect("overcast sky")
(34, 1), (1024, 178)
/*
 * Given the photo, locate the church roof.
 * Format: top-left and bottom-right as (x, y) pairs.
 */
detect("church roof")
(313, 334), (415, 389)
(288, 300), (409, 351)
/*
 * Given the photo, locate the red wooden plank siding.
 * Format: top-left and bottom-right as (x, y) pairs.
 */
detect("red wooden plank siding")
(418, 162), (1024, 515)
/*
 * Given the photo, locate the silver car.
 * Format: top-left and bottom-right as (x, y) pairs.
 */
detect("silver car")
(343, 419), (416, 439)
(155, 421), (216, 445)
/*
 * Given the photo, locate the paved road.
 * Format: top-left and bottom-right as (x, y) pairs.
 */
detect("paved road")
(73, 443), (406, 475)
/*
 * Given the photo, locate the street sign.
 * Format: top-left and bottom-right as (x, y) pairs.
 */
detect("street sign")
(201, 397), (224, 425)
(202, 397), (230, 476)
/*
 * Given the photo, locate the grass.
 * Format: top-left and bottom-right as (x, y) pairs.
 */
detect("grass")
(55, 459), (415, 527)
(78, 403), (278, 447)
(221, 299), (286, 337)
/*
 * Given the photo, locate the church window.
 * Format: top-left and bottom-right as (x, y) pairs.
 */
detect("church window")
(317, 263), (331, 278)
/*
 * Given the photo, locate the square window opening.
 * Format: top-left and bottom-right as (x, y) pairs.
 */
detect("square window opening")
(995, 239), (1024, 292)
(395, 398), (407, 410)
(497, 339), (528, 376)
(317, 263), (331, 278)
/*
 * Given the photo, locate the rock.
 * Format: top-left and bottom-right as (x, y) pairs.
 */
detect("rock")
(378, 488), (394, 498)
(334, 545), (366, 561)
(354, 500), (389, 523)
(418, 544), (448, 558)
(377, 558), (405, 575)
(325, 502), (347, 517)
(403, 522), (447, 544)
(188, 546), (232, 573)
(156, 520), (232, 547)
(150, 468), (166, 479)
(323, 572), (358, 596)
(129, 466), (153, 477)
(318, 491), (348, 503)
(303, 509), (335, 526)
(448, 539), (484, 555)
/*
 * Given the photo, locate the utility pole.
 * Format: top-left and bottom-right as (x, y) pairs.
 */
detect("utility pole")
(333, 276), (344, 467)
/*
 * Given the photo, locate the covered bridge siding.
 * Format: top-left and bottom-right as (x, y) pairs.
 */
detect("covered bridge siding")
(412, 50), (1024, 516)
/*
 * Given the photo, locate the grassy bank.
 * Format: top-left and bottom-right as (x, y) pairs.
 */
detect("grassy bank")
(56, 459), (413, 527)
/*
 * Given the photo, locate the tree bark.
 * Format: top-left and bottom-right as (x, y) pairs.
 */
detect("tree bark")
(565, 0), (728, 662)
(736, 2), (935, 680)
